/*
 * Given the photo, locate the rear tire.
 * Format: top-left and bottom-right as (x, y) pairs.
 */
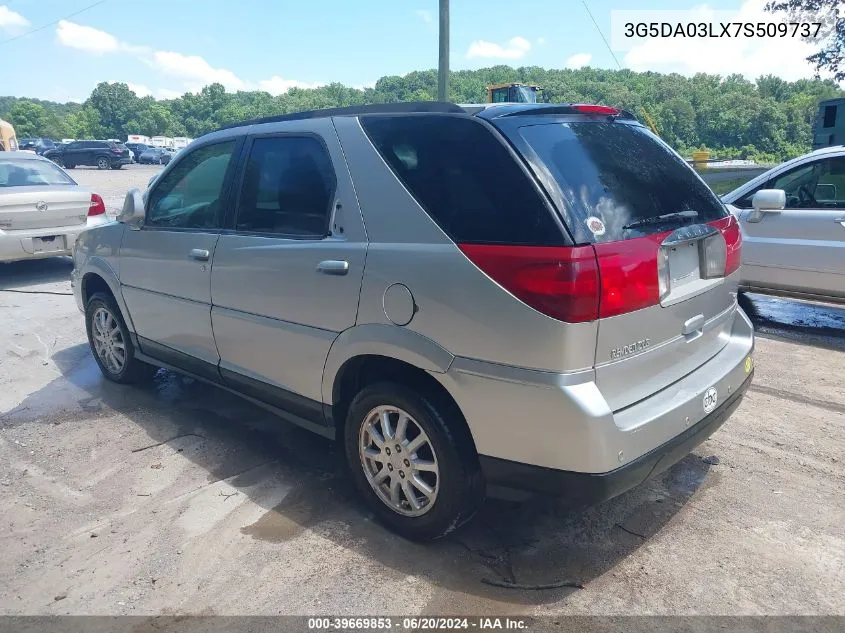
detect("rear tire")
(52, 157), (64, 168)
(737, 291), (758, 320)
(97, 157), (110, 170)
(85, 292), (153, 384)
(344, 382), (484, 541)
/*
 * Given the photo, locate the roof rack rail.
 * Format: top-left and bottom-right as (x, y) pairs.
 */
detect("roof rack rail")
(214, 101), (466, 133)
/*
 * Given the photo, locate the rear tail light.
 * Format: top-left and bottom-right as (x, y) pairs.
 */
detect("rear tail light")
(594, 234), (667, 318)
(708, 215), (742, 276)
(700, 232), (727, 279)
(457, 244), (600, 323)
(88, 193), (106, 216)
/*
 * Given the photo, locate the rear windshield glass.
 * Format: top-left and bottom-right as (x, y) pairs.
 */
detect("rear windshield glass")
(0, 159), (74, 187)
(519, 122), (727, 243)
(361, 115), (565, 245)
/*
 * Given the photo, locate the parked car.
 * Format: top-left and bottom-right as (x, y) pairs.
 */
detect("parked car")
(125, 143), (150, 161)
(71, 102), (754, 540)
(722, 145), (845, 305)
(18, 137), (57, 155)
(0, 151), (109, 262)
(43, 140), (132, 170)
(137, 147), (172, 165)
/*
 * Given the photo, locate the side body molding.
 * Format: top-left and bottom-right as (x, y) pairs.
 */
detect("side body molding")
(321, 323), (455, 405)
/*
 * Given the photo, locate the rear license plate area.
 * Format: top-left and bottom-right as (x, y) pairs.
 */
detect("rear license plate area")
(33, 236), (65, 252)
(666, 242), (701, 290)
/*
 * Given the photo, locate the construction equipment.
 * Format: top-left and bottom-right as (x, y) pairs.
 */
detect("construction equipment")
(486, 83), (542, 104)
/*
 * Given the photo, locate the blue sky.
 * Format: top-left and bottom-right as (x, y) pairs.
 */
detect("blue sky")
(0, 0), (830, 102)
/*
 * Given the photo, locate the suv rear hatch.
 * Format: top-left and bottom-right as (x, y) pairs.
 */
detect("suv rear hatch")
(491, 110), (742, 411)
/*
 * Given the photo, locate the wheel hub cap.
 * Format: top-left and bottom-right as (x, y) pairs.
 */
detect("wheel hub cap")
(91, 307), (126, 374)
(358, 405), (439, 517)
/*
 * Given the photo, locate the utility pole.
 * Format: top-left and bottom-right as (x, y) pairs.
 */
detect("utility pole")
(438, 0), (449, 101)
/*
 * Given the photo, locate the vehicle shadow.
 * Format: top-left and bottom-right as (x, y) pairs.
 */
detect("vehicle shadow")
(0, 258), (73, 290)
(742, 292), (845, 352)
(5, 343), (715, 609)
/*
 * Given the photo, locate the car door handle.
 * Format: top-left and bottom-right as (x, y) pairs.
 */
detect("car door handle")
(316, 260), (349, 275)
(834, 217), (845, 225)
(189, 249), (210, 261)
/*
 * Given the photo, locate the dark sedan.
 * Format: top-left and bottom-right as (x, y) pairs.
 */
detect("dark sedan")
(138, 147), (172, 165)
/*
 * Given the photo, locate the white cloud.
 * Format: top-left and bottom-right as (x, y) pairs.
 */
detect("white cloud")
(258, 75), (324, 96)
(56, 19), (119, 52)
(155, 88), (184, 100)
(466, 36), (531, 60)
(415, 9), (432, 24)
(152, 50), (247, 92)
(125, 82), (151, 98)
(565, 53), (592, 69)
(622, 0), (833, 82)
(354, 80), (377, 90)
(0, 5), (28, 32)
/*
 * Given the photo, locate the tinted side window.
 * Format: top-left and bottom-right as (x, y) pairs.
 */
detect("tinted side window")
(361, 115), (563, 245)
(147, 141), (236, 229)
(235, 136), (336, 237)
(823, 105), (837, 128)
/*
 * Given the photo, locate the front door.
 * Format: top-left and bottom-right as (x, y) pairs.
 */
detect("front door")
(119, 138), (241, 378)
(738, 155), (845, 299)
(210, 119), (367, 419)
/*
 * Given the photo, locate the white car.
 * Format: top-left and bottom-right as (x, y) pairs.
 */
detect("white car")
(0, 151), (110, 263)
(722, 145), (845, 304)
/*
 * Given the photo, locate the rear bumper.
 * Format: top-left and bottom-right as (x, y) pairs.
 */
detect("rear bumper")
(434, 304), (754, 482)
(0, 219), (108, 263)
(479, 369), (751, 502)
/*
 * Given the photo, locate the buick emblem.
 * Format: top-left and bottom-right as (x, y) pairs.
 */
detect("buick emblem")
(36, 201), (48, 212)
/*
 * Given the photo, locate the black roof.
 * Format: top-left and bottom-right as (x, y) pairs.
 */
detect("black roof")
(208, 101), (639, 136)
(216, 101), (465, 132)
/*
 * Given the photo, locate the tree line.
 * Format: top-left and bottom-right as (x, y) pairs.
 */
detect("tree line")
(2, 65), (843, 162)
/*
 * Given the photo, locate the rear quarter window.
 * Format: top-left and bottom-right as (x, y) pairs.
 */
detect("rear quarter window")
(361, 115), (565, 245)
(518, 122), (728, 243)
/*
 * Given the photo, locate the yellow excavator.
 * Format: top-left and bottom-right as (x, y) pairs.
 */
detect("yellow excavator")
(486, 83), (542, 104)
(0, 118), (19, 152)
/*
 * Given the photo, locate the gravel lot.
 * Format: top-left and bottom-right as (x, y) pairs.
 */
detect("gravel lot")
(0, 168), (844, 618)
(67, 164), (163, 216)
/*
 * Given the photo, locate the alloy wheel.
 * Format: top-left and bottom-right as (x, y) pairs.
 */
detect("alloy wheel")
(91, 307), (126, 375)
(358, 405), (439, 517)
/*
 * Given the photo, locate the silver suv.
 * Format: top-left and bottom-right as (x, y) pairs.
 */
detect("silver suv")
(72, 102), (754, 540)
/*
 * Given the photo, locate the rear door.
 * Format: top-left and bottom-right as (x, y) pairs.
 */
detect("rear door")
(119, 138), (241, 378)
(210, 119), (367, 412)
(507, 119), (740, 411)
(732, 155), (845, 299)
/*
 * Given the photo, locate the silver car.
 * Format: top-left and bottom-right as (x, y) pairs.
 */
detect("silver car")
(1, 151), (109, 263)
(722, 145), (845, 304)
(72, 102), (754, 540)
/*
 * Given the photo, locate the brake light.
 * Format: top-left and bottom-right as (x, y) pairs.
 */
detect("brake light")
(88, 193), (106, 216)
(708, 215), (742, 276)
(570, 104), (620, 116)
(457, 244), (600, 323)
(594, 233), (667, 318)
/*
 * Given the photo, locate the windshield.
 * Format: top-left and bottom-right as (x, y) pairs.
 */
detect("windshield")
(0, 158), (75, 187)
(519, 122), (727, 243)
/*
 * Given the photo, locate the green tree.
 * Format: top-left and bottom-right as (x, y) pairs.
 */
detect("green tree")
(767, 0), (845, 81)
(87, 82), (141, 139)
(6, 100), (50, 137)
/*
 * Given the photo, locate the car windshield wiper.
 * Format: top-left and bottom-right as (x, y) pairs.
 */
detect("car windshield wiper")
(623, 210), (699, 230)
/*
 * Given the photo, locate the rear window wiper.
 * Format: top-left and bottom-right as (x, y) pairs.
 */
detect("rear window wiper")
(623, 210), (698, 230)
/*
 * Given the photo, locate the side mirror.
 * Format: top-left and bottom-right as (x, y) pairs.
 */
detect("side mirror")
(751, 189), (786, 211)
(117, 188), (145, 230)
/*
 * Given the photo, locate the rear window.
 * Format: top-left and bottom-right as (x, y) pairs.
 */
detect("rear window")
(361, 115), (564, 245)
(0, 158), (74, 187)
(519, 122), (727, 243)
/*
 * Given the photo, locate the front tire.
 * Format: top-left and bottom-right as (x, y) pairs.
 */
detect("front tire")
(52, 157), (64, 168)
(85, 292), (152, 384)
(111, 164), (122, 170)
(344, 382), (484, 541)
(97, 157), (110, 170)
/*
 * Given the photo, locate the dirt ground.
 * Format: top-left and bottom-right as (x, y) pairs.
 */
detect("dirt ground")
(0, 168), (844, 616)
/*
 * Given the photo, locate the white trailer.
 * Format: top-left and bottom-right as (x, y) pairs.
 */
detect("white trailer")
(150, 136), (174, 149)
(172, 137), (193, 149)
(127, 134), (151, 144)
